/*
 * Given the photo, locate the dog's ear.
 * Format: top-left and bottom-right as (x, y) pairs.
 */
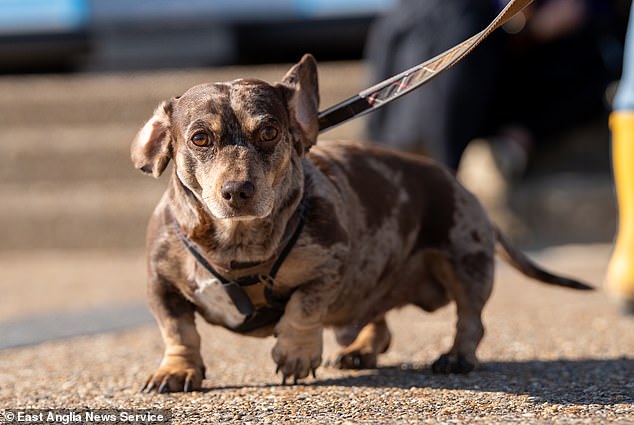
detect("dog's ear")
(278, 54), (320, 154)
(130, 100), (173, 178)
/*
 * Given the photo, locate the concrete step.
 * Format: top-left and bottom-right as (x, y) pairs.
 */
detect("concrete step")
(0, 124), (139, 184)
(0, 63), (365, 129)
(0, 181), (164, 251)
(0, 69), (267, 127)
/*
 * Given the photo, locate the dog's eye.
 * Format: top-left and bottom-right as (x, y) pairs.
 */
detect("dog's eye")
(191, 132), (210, 147)
(258, 126), (279, 143)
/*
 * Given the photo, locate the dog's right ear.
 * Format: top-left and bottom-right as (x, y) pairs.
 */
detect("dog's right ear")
(130, 100), (173, 178)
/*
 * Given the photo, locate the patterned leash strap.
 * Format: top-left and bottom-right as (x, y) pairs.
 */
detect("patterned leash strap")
(317, 0), (534, 133)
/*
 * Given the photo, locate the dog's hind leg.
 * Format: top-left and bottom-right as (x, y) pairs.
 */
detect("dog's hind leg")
(330, 315), (392, 369)
(429, 251), (493, 374)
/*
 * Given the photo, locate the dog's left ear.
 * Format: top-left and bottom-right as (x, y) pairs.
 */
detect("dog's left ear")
(278, 54), (320, 154)
(130, 100), (174, 178)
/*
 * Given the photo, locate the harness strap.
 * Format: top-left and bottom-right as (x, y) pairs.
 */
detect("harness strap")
(173, 201), (306, 324)
(175, 229), (258, 315)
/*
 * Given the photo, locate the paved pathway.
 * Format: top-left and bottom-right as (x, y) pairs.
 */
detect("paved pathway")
(1, 244), (632, 424)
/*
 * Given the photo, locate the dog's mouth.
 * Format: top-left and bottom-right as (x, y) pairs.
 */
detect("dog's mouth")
(204, 196), (274, 221)
(214, 210), (262, 221)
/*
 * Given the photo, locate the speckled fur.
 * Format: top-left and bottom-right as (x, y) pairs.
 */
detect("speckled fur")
(131, 55), (588, 392)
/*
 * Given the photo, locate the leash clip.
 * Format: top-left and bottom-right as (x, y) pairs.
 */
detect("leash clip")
(258, 274), (275, 288)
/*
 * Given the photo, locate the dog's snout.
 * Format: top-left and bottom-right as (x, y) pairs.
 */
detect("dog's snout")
(221, 180), (255, 208)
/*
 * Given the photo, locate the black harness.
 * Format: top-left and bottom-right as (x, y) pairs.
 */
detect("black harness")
(174, 203), (305, 333)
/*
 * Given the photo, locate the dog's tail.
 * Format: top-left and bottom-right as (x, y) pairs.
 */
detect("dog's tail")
(495, 228), (593, 290)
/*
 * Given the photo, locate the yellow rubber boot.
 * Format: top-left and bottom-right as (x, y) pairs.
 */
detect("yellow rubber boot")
(605, 111), (634, 314)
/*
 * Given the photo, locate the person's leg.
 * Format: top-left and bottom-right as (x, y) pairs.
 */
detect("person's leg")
(365, 0), (499, 169)
(605, 7), (634, 313)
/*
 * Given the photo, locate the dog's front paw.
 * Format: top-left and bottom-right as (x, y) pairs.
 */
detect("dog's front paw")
(271, 322), (322, 384)
(141, 356), (205, 393)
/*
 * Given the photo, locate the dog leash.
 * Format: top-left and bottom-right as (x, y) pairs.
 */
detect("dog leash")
(317, 0), (534, 133)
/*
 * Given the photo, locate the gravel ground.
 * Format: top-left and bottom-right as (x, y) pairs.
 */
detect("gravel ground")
(1, 245), (632, 424)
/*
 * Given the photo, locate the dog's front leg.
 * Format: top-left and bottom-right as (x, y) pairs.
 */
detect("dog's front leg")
(272, 280), (336, 384)
(142, 276), (205, 393)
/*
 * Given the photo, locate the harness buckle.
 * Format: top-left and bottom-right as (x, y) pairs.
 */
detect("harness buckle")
(258, 274), (275, 288)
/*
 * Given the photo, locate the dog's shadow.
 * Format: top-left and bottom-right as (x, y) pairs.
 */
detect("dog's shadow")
(205, 358), (633, 405)
(315, 358), (633, 405)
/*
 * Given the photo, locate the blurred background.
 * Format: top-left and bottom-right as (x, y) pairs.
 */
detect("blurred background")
(0, 0), (631, 346)
(0, 0), (395, 71)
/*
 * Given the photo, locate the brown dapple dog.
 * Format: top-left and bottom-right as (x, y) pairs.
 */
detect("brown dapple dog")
(131, 54), (591, 393)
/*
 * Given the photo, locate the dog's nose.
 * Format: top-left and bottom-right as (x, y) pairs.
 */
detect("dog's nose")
(221, 180), (255, 208)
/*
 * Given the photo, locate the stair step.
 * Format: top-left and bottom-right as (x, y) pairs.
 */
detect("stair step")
(0, 181), (164, 250)
(0, 124), (142, 183)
